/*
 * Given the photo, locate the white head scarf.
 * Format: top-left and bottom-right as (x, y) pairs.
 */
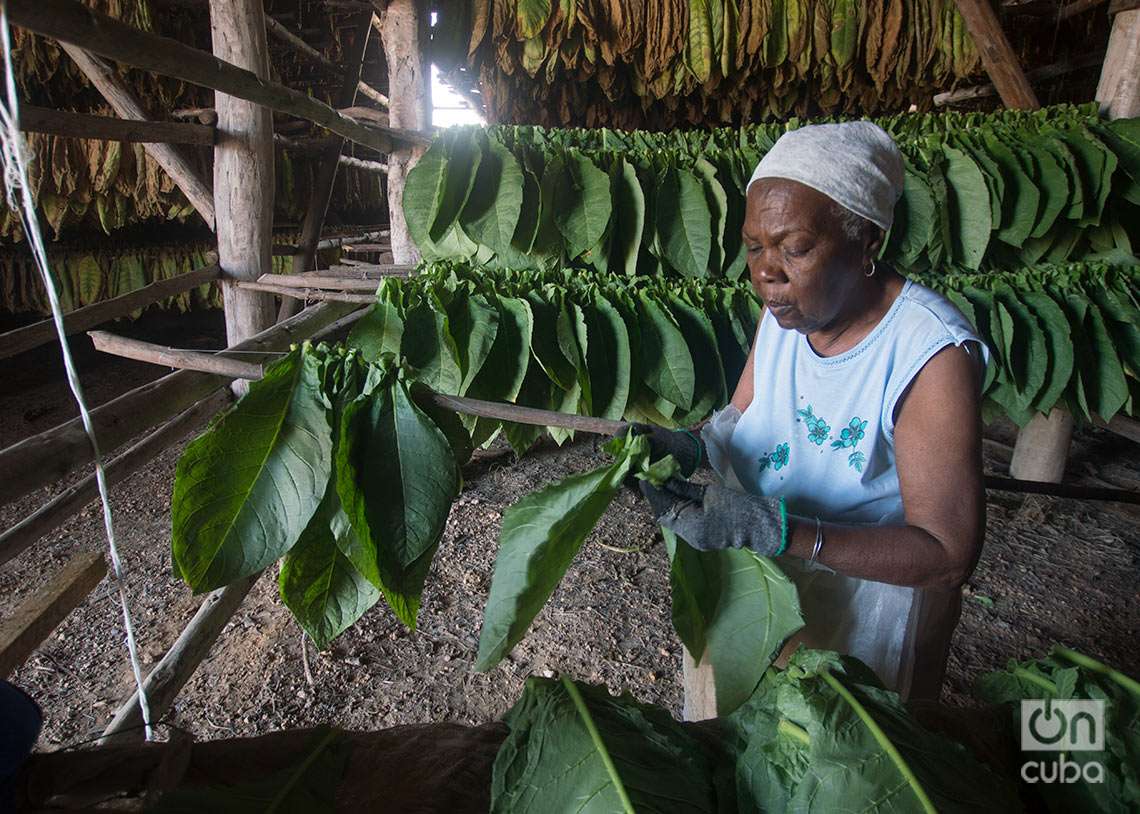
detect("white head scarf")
(747, 121), (905, 232)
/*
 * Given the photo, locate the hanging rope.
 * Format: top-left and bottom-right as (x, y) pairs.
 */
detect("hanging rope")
(0, 2), (154, 739)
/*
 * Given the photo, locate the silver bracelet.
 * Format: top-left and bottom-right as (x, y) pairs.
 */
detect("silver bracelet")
(809, 517), (824, 563)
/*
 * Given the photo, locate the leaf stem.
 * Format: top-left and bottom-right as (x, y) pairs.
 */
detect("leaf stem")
(1012, 667), (1059, 695)
(818, 670), (937, 814)
(777, 718), (811, 747)
(1054, 646), (1140, 697)
(560, 675), (636, 814)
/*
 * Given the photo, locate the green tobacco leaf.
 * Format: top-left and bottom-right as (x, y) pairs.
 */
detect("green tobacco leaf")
(527, 290), (579, 392)
(448, 291), (500, 394)
(402, 139), (449, 253)
(401, 297), (463, 395)
(347, 299), (404, 363)
(658, 168), (713, 277)
(985, 132), (1039, 249)
(994, 284), (1047, 410)
(663, 528), (720, 663)
(668, 291), (727, 423)
(430, 129), (482, 242)
(692, 158), (728, 274)
(1022, 290), (1073, 414)
(465, 295), (534, 442)
(582, 293), (631, 421)
(638, 292), (696, 411)
(609, 157), (646, 276)
(1024, 139), (1069, 239)
(942, 144), (991, 269)
(556, 150), (613, 260)
(888, 167), (935, 267)
(1081, 300), (1130, 420)
(279, 483), (381, 649)
(460, 135), (524, 254)
(336, 379), (459, 628)
(172, 348), (331, 592)
(491, 676), (723, 814)
(475, 437), (642, 670)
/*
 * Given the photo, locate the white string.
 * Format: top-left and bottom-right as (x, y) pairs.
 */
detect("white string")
(0, 3), (153, 739)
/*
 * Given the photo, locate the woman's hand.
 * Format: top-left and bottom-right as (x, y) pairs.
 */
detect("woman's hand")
(617, 423), (705, 477)
(638, 478), (788, 558)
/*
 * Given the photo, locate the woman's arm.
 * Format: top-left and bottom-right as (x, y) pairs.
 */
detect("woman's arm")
(782, 344), (986, 589)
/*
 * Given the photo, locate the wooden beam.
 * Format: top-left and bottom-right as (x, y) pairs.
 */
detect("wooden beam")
(0, 263), (221, 360)
(0, 552), (106, 678)
(256, 273), (390, 290)
(1094, 414), (1140, 444)
(235, 281), (376, 303)
(263, 14), (388, 108)
(379, 0), (431, 264)
(953, 0), (1041, 109)
(271, 228), (391, 256)
(283, 11), (376, 323)
(1096, 8), (1140, 118)
(8, 0), (429, 153)
(0, 392), (231, 570)
(0, 301), (357, 509)
(89, 331), (266, 379)
(211, 0), (277, 354)
(99, 574), (259, 743)
(337, 154), (388, 173)
(18, 105), (215, 145)
(60, 45), (216, 229)
(935, 50), (1105, 105)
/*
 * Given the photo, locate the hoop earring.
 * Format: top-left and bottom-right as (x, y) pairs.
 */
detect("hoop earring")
(864, 260), (877, 278)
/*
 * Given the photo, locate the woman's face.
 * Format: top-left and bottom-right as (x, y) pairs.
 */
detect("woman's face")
(743, 178), (870, 334)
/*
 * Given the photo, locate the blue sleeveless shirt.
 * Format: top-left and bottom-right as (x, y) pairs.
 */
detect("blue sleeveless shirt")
(728, 278), (985, 523)
(709, 278), (987, 695)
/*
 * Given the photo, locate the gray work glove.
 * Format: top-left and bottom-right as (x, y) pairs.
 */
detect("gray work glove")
(626, 423), (705, 477)
(639, 478), (789, 557)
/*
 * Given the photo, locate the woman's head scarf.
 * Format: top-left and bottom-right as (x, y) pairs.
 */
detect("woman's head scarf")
(747, 121), (905, 232)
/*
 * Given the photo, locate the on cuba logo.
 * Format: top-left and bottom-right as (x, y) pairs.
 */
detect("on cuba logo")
(1020, 699), (1105, 785)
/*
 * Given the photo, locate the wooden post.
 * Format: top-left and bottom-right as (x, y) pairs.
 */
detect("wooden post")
(378, 0), (432, 265)
(99, 574), (259, 743)
(60, 45), (216, 229)
(952, 0), (1041, 109)
(281, 11), (375, 322)
(681, 649), (718, 721)
(1097, 8), (1140, 118)
(210, 0), (276, 350)
(0, 552), (106, 677)
(17, 106), (215, 145)
(1011, 411), (1074, 482)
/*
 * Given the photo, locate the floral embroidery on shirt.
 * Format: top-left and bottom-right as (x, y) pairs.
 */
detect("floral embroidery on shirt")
(847, 451), (866, 472)
(796, 405), (831, 446)
(831, 417), (868, 450)
(758, 442), (790, 473)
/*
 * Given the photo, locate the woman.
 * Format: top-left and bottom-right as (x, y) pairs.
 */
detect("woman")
(638, 121), (988, 700)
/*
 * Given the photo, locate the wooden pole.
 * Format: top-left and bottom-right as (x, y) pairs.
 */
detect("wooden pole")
(1096, 7), (1140, 118)
(237, 281), (376, 303)
(378, 0), (431, 265)
(9, 0), (428, 154)
(1011, 410), (1074, 482)
(256, 273), (395, 290)
(0, 263), (221, 361)
(60, 45), (216, 229)
(0, 301), (357, 509)
(89, 331), (266, 379)
(934, 51), (1105, 105)
(99, 574), (259, 743)
(210, 0), (277, 352)
(0, 392), (231, 569)
(17, 106), (215, 145)
(0, 552), (106, 678)
(952, 0), (1041, 108)
(263, 14), (389, 107)
(281, 11), (375, 322)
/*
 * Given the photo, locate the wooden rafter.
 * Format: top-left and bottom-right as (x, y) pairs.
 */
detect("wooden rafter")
(953, 0), (1041, 109)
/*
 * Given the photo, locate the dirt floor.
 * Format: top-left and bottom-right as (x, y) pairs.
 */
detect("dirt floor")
(2, 309), (1139, 751)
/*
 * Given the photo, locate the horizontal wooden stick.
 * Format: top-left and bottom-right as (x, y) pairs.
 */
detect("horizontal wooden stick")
(1094, 413), (1140, 444)
(254, 274), (381, 291)
(342, 243), (393, 252)
(0, 551), (106, 678)
(7, 0), (427, 153)
(0, 391), (231, 570)
(88, 331), (265, 379)
(18, 105), (215, 145)
(337, 154), (388, 173)
(99, 573), (259, 743)
(234, 281), (376, 303)
(270, 229), (391, 256)
(0, 301), (358, 509)
(0, 263), (221, 361)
